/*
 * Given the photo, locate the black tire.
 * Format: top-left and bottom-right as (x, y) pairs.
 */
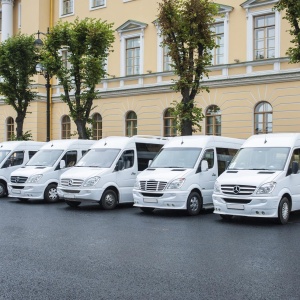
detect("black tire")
(220, 214), (233, 221)
(65, 200), (81, 207)
(0, 182), (7, 198)
(277, 196), (290, 225)
(140, 207), (155, 214)
(100, 190), (118, 210)
(186, 192), (202, 216)
(44, 184), (59, 202)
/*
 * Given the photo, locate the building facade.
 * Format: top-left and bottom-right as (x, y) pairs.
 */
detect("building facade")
(0, 0), (300, 141)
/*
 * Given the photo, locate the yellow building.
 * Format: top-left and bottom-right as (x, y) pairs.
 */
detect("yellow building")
(0, 0), (300, 141)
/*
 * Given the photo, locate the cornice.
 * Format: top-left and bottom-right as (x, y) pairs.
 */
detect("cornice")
(1, 0), (14, 5)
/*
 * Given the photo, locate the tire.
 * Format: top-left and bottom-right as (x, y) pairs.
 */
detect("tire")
(100, 190), (118, 210)
(44, 184), (59, 202)
(140, 207), (155, 214)
(0, 182), (7, 198)
(65, 200), (81, 207)
(277, 196), (290, 225)
(186, 192), (202, 216)
(220, 214), (233, 221)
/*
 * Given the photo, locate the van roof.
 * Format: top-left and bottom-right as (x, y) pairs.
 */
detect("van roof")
(242, 133), (300, 148)
(0, 141), (45, 150)
(41, 139), (95, 150)
(163, 135), (244, 148)
(91, 135), (169, 149)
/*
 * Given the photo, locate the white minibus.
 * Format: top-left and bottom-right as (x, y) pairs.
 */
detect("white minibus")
(133, 135), (244, 215)
(8, 139), (95, 202)
(213, 133), (300, 224)
(0, 141), (45, 197)
(57, 136), (168, 209)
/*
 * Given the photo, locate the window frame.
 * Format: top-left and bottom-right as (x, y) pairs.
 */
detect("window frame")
(6, 117), (14, 141)
(125, 111), (137, 137)
(254, 101), (273, 135)
(60, 0), (74, 17)
(206, 105), (221, 136)
(163, 108), (177, 137)
(61, 115), (71, 139)
(92, 113), (103, 140)
(89, 0), (106, 10)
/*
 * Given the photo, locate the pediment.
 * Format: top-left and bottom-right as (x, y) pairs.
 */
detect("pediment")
(215, 4), (233, 14)
(241, 0), (279, 9)
(116, 20), (148, 33)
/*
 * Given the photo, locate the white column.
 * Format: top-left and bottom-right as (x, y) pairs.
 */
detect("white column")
(1, 0), (14, 42)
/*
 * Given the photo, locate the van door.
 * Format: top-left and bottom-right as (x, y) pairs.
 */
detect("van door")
(198, 148), (217, 204)
(116, 149), (136, 203)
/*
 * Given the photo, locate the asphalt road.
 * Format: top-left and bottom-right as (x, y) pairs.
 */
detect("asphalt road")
(1, 197), (300, 300)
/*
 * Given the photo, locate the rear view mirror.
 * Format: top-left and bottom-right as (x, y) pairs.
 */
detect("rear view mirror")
(292, 161), (299, 174)
(115, 160), (124, 171)
(60, 160), (66, 169)
(201, 160), (209, 172)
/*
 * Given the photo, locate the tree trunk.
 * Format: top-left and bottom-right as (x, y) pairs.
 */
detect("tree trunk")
(75, 119), (88, 139)
(181, 119), (193, 136)
(15, 114), (25, 140)
(180, 89), (193, 136)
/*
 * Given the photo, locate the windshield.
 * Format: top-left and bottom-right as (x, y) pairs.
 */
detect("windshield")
(76, 148), (120, 168)
(0, 150), (11, 164)
(229, 147), (290, 171)
(150, 147), (202, 168)
(26, 150), (64, 167)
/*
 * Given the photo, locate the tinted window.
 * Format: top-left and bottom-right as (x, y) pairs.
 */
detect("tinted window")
(216, 148), (239, 175)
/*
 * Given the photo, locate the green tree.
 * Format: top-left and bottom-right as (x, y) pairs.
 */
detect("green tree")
(158, 0), (218, 135)
(275, 0), (300, 63)
(41, 17), (115, 139)
(0, 34), (38, 140)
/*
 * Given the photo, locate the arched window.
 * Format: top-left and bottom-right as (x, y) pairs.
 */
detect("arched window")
(6, 117), (14, 141)
(163, 108), (176, 137)
(126, 111), (137, 137)
(206, 105), (221, 136)
(254, 101), (272, 134)
(61, 115), (71, 139)
(92, 113), (102, 140)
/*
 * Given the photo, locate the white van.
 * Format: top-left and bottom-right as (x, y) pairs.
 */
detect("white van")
(8, 139), (95, 202)
(57, 136), (168, 209)
(0, 141), (45, 197)
(133, 135), (244, 215)
(213, 133), (300, 224)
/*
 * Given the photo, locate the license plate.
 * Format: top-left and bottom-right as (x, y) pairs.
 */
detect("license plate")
(143, 198), (158, 203)
(64, 193), (75, 199)
(12, 189), (21, 194)
(227, 203), (244, 210)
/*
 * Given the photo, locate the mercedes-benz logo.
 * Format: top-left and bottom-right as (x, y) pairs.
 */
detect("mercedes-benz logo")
(233, 186), (240, 194)
(68, 179), (73, 186)
(16, 177), (20, 183)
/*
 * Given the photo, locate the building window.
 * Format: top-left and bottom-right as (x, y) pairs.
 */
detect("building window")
(211, 23), (224, 65)
(90, 0), (106, 9)
(206, 105), (221, 136)
(163, 108), (176, 137)
(61, 115), (71, 139)
(6, 117), (14, 141)
(126, 37), (140, 76)
(254, 14), (275, 60)
(126, 111), (137, 137)
(163, 45), (173, 71)
(254, 101), (272, 134)
(92, 113), (102, 140)
(62, 0), (73, 15)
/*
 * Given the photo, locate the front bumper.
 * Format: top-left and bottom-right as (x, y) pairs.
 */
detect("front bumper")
(8, 183), (46, 199)
(57, 186), (103, 203)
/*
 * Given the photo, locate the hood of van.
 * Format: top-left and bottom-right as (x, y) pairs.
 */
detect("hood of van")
(11, 166), (52, 177)
(218, 170), (281, 186)
(137, 168), (192, 182)
(60, 166), (108, 180)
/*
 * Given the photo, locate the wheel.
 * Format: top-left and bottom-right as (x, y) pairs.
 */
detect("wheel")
(0, 182), (7, 197)
(220, 214), (233, 221)
(100, 190), (118, 210)
(140, 207), (155, 213)
(44, 184), (59, 202)
(277, 196), (290, 225)
(186, 192), (202, 216)
(65, 200), (81, 207)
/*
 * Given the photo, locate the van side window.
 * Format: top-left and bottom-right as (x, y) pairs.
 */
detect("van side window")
(2, 151), (24, 168)
(136, 142), (164, 171)
(82, 150), (88, 157)
(29, 151), (37, 159)
(203, 149), (214, 169)
(119, 150), (134, 170)
(288, 148), (300, 174)
(62, 150), (77, 167)
(216, 148), (239, 175)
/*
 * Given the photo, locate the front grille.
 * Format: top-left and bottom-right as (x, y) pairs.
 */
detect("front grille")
(60, 178), (84, 187)
(222, 198), (252, 204)
(139, 180), (167, 191)
(221, 184), (256, 195)
(10, 176), (28, 184)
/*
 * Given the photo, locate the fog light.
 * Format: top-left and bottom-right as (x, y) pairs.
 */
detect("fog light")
(262, 211), (265, 215)
(256, 211), (259, 214)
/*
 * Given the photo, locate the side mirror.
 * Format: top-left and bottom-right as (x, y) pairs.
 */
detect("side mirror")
(115, 160), (124, 171)
(292, 161), (299, 174)
(60, 160), (66, 169)
(201, 160), (209, 172)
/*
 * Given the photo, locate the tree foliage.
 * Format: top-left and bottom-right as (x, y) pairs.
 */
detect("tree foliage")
(158, 0), (218, 135)
(41, 17), (115, 139)
(0, 34), (38, 139)
(275, 0), (300, 63)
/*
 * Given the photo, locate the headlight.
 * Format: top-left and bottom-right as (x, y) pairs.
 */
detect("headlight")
(167, 178), (185, 189)
(134, 180), (140, 189)
(83, 176), (100, 187)
(27, 174), (43, 183)
(256, 182), (276, 194)
(214, 181), (221, 193)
